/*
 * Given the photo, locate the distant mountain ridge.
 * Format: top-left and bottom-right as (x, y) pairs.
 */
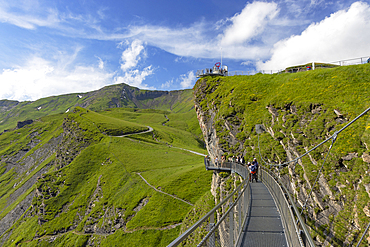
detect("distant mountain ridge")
(0, 83), (194, 133)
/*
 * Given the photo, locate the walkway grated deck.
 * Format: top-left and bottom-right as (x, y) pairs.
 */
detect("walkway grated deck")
(240, 182), (288, 247)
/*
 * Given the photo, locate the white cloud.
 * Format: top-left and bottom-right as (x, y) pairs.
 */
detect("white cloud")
(2, 0), (369, 94)
(0, 1), (282, 61)
(0, 2), (60, 30)
(0, 56), (115, 101)
(180, 71), (196, 89)
(114, 66), (155, 89)
(96, 56), (104, 69)
(241, 61), (254, 66)
(160, 71), (196, 89)
(0, 40), (158, 101)
(106, 2), (281, 60)
(161, 79), (173, 89)
(120, 39), (145, 72)
(115, 40), (155, 90)
(257, 1), (370, 70)
(220, 2), (279, 46)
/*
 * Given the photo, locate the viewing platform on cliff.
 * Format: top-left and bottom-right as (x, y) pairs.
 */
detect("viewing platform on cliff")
(196, 62), (228, 78)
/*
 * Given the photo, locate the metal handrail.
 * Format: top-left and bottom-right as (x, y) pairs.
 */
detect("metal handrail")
(167, 162), (249, 247)
(261, 166), (316, 247)
(198, 182), (250, 246)
(169, 159), (316, 246)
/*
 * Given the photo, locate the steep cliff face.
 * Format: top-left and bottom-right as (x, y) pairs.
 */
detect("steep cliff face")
(194, 70), (370, 247)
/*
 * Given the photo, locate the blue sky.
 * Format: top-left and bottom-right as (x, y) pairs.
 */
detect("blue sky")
(1, 0), (370, 101)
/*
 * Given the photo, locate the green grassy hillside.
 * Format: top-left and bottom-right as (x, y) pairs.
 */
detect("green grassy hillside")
(0, 102), (211, 246)
(194, 63), (370, 246)
(0, 84), (195, 133)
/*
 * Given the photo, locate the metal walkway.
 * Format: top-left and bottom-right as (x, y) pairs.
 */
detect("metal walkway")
(239, 182), (287, 247)
(168, 161), (315, 247)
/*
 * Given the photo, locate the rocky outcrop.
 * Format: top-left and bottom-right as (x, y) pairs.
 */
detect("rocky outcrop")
(54, 117), (93, 170)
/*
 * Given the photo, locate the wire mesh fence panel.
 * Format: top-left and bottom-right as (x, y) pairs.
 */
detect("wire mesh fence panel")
(261, 167), (315, 247)
(262, 169), (301, 246)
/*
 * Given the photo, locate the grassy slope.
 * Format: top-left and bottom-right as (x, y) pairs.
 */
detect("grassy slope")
(0, 94), (84, 133)
(0, 105), (211, 246)
(0, 114), (64, 216)
(98, 108), (204, 152)
(194, 63), (370, 246)
(0, 85), (195, 134)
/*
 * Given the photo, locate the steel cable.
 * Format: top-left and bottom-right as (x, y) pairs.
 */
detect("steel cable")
(300, 134), (336, 214)
(258, 106), (370, 168)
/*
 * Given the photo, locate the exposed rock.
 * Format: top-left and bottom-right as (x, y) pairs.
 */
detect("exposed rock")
(341, 152), (358, 161)
(364, 184), (370, 198)
(267, 105), (279, 118)
(363, 205), (370, 218)
(334, 109), (343, 117)
(362, 153), (370, 163)
(0, 193), (34, 237)
(312, 105), (322, 114)
(17, 120), (33, 129)
(133, 198), (149, 212)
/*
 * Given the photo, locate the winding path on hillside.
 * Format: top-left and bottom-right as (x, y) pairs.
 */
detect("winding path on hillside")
(118, 125), (206, 157)
(116, 124), (208, 207)
(114, 125), (205, 207)
(136, 173), (194, 206)
(117, 126), (153, 137)
(172, 147), (206, 157)
(13, 118), (201, 245)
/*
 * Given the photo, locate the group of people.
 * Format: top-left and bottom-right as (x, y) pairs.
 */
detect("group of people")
(214, 155), (245, 167)
(248, 158), (259, 183)
(211, 155), (259, 182)
(228, 155), (260, 183)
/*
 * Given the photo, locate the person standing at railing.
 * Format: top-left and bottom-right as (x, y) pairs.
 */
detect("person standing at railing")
(238, 155), (244, 165)
(204, 155), (209, 168)
(215, 156), (219, 167)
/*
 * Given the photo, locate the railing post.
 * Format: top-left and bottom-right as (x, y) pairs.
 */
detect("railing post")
(238, 191), (241, 233)
(229, 203), (234, 247)
(208, 223), (215, 247)
(244, 183), (248, 213)
(209, 211), (215, 247)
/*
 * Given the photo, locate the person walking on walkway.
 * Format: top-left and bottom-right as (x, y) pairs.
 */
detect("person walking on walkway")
(250, 162), (257, 182)
(252, 158), (259, 182)
(248, 162), (252, 182)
